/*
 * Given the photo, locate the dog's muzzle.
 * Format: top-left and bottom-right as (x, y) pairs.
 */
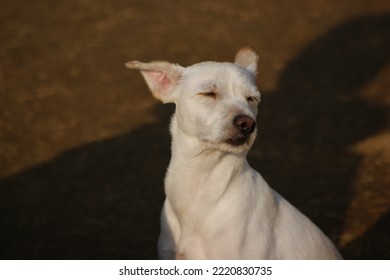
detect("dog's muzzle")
(225, 115), (256, 146)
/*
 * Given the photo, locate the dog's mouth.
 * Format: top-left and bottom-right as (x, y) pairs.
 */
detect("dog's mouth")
(202, 131), (256, 154)
(224, 135), (250, 147)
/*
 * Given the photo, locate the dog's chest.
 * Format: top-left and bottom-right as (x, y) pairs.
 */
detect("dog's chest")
(166, 174), (216, 219)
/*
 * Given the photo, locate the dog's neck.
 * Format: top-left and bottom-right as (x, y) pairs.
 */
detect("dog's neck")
(165, 115), (250, 208)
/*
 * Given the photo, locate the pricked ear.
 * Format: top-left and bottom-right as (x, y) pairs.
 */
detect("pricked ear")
(125, 60), (184, 103)
(234, 47), (259, 76)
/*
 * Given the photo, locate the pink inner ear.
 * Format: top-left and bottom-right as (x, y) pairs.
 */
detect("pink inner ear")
(140, 68), (178, 102)
(148, 71), (172, 91)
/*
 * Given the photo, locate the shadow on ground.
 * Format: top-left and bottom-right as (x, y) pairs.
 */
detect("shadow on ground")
(0, 105), (174, 259)
(250, 14), (390, 259)
(1, 15), (389, 259)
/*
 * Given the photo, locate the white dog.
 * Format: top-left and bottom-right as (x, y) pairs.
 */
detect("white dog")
(126, 48), (342, 259)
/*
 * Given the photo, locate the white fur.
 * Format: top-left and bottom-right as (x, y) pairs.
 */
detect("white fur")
(126, 48), (342, 259)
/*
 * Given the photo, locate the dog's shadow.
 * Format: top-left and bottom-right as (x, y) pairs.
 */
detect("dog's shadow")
(1, 15), (389, 259)
(249, 14), (390, 259)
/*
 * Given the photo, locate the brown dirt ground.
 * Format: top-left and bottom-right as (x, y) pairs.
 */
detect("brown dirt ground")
(1, 0), (389, 259)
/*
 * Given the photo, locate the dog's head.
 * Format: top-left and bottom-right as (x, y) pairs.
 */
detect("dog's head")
(126, 47), (260, 154)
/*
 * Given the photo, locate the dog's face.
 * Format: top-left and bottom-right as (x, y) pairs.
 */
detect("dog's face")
(175, 62), (260, 153)
(126, 48), (260, 154)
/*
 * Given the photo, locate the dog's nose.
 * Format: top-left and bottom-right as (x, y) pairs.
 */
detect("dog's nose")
(233, 115), (256, 135)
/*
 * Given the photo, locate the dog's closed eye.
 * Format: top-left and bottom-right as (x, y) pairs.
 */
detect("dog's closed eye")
(198, 92), (217, 99)
(246, 96), (260, 103)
